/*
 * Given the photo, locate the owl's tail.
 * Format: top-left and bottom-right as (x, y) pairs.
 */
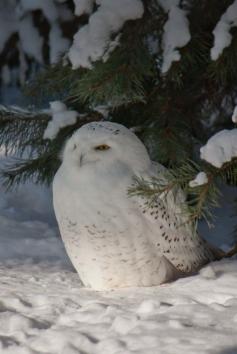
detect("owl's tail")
(224, 244), (237, 258)
(208, 243), (237, 261)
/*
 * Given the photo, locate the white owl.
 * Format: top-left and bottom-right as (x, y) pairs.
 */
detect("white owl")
(53, 121), (215, 290)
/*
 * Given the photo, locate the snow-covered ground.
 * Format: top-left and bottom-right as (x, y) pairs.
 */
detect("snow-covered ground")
(1, 256), (237, 354)
(0, 156), (237, 353)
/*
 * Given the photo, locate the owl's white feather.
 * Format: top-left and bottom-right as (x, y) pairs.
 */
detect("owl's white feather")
(53, 121), (214, 290)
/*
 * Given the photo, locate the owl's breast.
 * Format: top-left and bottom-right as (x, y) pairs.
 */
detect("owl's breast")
(53, 163), (137, 229)
(53, 169), (169, 289)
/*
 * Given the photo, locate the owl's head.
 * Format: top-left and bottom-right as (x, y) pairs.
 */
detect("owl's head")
(61, 122), (151, 174)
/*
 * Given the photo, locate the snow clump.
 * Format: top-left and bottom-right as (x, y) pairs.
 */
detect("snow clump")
(211, 0), (237, 60)
(73, 0), (95, 16)
(200, 129), (237, 168)
(189, 172), (208, 188)
(68, 0), (144, 69)
(232, 106), (237, 123)
(157, 0), (191, 73)
(44, 101), (78, 140)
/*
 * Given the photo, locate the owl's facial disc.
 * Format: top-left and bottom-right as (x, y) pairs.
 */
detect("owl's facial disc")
(77, 143), (112, 167)
(63, 122), (151, 173)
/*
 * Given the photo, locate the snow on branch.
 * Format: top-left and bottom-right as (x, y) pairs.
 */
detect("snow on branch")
(18, 0), (71, 65)
(49, 23), (70, 64)
(200, 129), (237, 168)
(157, 0), (191, 73)
(43, 101), (78, 140)
(0, 1), (18, 53)
(190, 108), (237, 189)
(211, 0), (237, 60)
(19, 14), (44, 64)
(68, 0), (144, 69)
(18, 0), (59, 23)
(0, 0), (73, 85)
(73, 0), (95, 16)
(232, 106), (237, 123)
(189, 172), (208, 188)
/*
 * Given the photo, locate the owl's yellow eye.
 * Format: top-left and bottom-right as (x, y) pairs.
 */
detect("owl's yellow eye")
(94, 144), (111, 151)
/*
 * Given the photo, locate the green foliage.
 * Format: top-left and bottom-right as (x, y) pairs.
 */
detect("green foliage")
(0, 105), (49, 156)
(0, 105), (101, 187)
(23, 64), (79, 106)
(141, 122), (194, 166)
(129, 158), (237, 228)
(71, 42), (153, 107)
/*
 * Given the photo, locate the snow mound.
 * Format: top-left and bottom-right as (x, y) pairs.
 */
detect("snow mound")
(111, 314), (139, 335)
(44, 101), (78, 140)
(200, 129), (237, 168)
(136, 299), (160, 314)
(0, 259), (237, 353)
(199, 265), (216, 279)
(68, 0), (144, 69)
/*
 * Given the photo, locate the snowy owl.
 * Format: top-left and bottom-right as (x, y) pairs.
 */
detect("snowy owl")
(53, 121), (215, 290)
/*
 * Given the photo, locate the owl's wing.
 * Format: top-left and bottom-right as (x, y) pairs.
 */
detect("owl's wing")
(132, 161), (214, 273)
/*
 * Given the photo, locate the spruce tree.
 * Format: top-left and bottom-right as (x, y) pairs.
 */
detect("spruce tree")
(0, 0), (236, 235)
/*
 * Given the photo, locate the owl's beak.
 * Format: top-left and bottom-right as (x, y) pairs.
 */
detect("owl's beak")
(79, 154), (84, 166)
(79, 154), (99, 167)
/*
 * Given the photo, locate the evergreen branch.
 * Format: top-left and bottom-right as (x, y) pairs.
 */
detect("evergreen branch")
(24, 64), (82, 106)
(0, 103), (103, 187)
(0, 155), (60, 188)
(208, 30), (237, 87)
(0, 105), (49, 121)
(233, 198), (237, 243)
(129, 158), (237, 227)
(0, 105), (50, 156)
(186, 177), (221, 227)
(142, 122), (194, 166)
(71, 57), (148, 107)
(70, 27), (154, 107)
